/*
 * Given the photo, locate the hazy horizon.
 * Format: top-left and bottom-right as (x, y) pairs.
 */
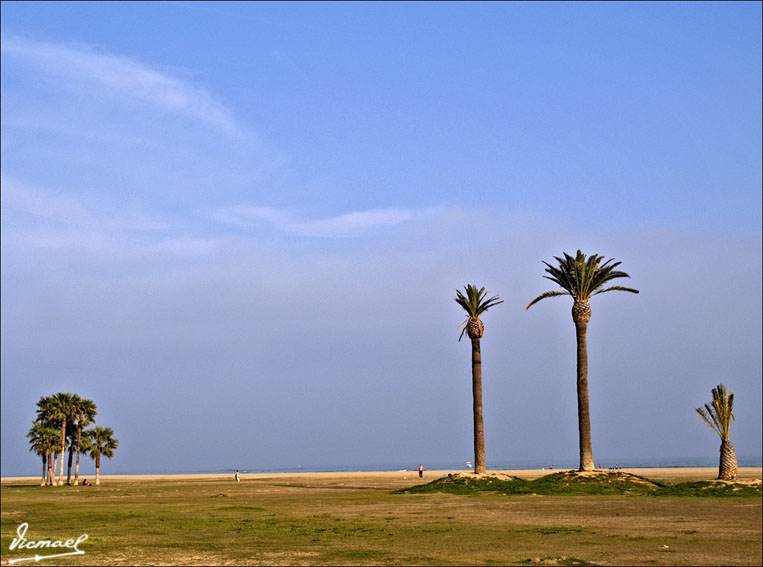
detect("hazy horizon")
(2, 2), (761, 478)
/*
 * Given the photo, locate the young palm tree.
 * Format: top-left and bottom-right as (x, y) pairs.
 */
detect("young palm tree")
(83, 426), (119, 485)
(74, 398), (97, 486)
(696, 384), (738, 480)
(455, 284), (503, 474)
(526, 250), (638, 471)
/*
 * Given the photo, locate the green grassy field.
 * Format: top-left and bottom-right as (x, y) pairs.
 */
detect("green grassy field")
(2, 471), (761, 566)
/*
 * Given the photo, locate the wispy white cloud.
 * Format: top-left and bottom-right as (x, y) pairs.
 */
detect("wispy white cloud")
(1, 33), (245, 137)
(0, 176), (170, 234)
(211, 205), (422, 238)
(0, 177), (178, 260)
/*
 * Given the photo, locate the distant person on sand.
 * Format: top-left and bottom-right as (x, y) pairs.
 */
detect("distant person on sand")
(235, 470), (240, 482)
(418, 464), (424, 479)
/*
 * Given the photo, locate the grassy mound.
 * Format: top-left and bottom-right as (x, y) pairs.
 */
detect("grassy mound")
(397, 470), (762, 498)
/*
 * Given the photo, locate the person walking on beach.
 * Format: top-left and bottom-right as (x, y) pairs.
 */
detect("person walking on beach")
(234, 470), (240, 482)
(418, 464), (424, 479)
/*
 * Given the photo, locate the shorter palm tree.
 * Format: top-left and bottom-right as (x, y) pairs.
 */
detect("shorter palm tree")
(83, 426), (119, 485)
(454, 284), (503, 474)
(696, 384), (737, 480)
(27, 421), (59, 486)
(65, 397), (97, 485)
(74, 398), (97, 486)
(27, 421), (47, 486)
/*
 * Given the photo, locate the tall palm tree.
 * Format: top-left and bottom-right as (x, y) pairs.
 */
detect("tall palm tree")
(526, 250), (638, 471)
(64, 394), (84, 485)
(696, 384), (738, 481)
(83, 426), (119, 485)
(454, 284), (503, 474)
(37, 393), (78, 485)
(73, 398), (97, 486)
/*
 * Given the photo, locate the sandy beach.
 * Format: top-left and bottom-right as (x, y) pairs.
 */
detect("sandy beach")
(4, 466), (761, 485)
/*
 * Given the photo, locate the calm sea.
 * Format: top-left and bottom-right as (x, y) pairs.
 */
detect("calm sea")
(103, 455), (762, 476)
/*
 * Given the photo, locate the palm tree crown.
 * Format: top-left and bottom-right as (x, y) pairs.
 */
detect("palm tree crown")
(696, 384), (735, 440)
(84, 426), (119, 459)
(525, 250), (639, 311)
(454, 285), (503, 341)
(26, 421), (59, 458)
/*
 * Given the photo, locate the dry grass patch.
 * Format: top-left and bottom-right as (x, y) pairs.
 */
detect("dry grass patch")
(1, 473), (761, 566)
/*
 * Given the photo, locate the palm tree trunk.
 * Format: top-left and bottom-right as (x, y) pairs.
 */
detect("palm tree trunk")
(67, 444), (74, 485)
(471, 338), (486, 474)
(49, 452), (57, 486)
(58, 418), (66, 485)
(718, 439), (738, 480)
(74, 425), (82, 485)
(95, 453), (101, 485)
(575, 319), (595, 471)
(41, 454), (47, 486)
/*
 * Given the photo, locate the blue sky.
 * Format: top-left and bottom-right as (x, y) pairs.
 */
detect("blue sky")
(2, 2), (761, 476)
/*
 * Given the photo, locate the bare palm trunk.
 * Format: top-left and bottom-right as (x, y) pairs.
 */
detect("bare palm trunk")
(74, 425), (82, 485)
(573, 302), (594, 472)
(41, 454), (47, 486)
(718, 439), (738, 480)
(58, 418), (66, 485)
(95, 453), (101, 485)
(471, 338), (486, 474)
(67, 444), (74, 485)
(49, 452), (57, 486)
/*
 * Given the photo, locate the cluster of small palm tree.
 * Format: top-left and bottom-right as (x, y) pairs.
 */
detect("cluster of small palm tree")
(27, 393), (119, 486)
(457, 249), (737, 481)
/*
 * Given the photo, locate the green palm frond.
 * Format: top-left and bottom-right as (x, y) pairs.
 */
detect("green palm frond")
(527, 250), (639, 308)
(84, 426), (119, 460)
(457, 320), (469, 342)
(454, 284), (503, 340)
(591, 285), (640, 296)
(454, 285), (503, 316)
(696, 383), (735, 440)
(696, 406), (723, 437)
(525, 290), (569, 310)
(26, 421), (60, 456)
